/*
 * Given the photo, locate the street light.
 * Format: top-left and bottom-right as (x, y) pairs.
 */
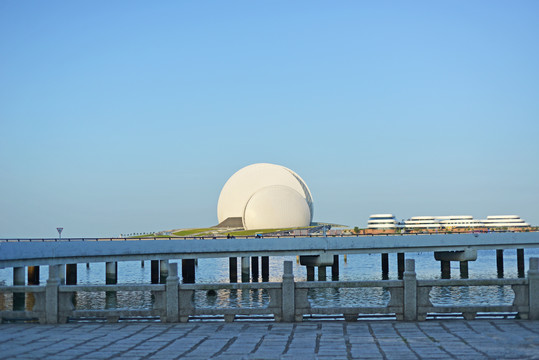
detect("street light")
(57, 227), (63, 240)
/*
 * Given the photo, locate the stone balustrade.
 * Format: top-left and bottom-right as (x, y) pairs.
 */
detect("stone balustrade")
(1, 258), (538, 324)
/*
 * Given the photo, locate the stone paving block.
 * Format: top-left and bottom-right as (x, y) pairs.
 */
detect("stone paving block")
(2, 320), (539, 359)
(248, 351), (281, 359)
(280, 355), (318, 360)
(80, 353), (120, 359)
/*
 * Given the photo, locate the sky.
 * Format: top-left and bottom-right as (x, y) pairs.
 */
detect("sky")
(1, 1), (538, 238)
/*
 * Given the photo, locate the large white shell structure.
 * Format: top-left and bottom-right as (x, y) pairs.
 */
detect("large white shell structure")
(243, 185), (311, 230)
(217, 163), (313, 230)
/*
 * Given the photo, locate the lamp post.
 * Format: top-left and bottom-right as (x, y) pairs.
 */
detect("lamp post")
(57, 227), (63, 240)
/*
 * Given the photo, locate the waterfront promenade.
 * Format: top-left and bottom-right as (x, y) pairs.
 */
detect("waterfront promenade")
(1, 320), (538, 359)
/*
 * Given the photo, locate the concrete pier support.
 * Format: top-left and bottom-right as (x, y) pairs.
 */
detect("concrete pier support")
(105, 262), (118, 284)
(517, 249), (525, 278)
(332, 255), (339, 281)
(141, 260), (145, 267)
(59, 264), (65, 285)
(434, 250), (477, 280)
(251, 256), (259, 282)
(160, 260), (169, 284)
(182, 259), (196, 284)
(13, 267), (25, 311)
(229, 258), (238, 283)
(241, 257), (250, 283)
(306, 266), (315, 281)
(28, 266), (40, 285)
(105, 262), (118, 309)
(496, 249), (504, 278)
(318, 266), (326, 281)
(66, 264), (77, 285)
(460, 261), (469, 279)
(441, 260), (451, 279)
(261, 256), (269, 282)
(397, 253), (405, 280)
(381, 253), (389, 280)
(151, 260), (159, 284)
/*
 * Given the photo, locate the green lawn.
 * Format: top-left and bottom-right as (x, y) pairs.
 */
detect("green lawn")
(227, 227), (310, 236)
(173, 228), (214, 236)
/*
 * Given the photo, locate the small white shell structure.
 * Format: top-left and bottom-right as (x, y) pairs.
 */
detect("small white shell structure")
(217, 163), (313, 230)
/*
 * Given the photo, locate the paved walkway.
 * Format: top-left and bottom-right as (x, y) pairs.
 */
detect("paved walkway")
(0, 320), (538, 359)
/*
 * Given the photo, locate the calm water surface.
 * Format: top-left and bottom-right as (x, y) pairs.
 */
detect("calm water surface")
(1, 249), (537, 311)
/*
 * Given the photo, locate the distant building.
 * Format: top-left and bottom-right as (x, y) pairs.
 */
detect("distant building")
(404, 216), (441, 229)
(397, 214), (530, 230)
(435, 215), (484, 228)
(482, 215), (529, 228)
(367, 214), (397, 229)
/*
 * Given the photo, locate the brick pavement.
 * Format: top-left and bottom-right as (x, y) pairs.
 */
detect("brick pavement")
(0, 320), (538, 359)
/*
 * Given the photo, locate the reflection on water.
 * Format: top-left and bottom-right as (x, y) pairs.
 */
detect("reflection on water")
(1, 293), (11, 311)
(430, 286), (514, 306)
(73, 291), (154, 310)
(196, 289), (270, 309)
(25, 293), (35, 311)
(0, 249), (537, 311)
(308, 287), (391, 308)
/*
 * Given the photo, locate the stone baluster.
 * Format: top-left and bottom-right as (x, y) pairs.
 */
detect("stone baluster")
(281, 261), (295, 322)
(45, 265), (60, 324)
(166, 263), (179, 323)
(403, 259), (417, 321)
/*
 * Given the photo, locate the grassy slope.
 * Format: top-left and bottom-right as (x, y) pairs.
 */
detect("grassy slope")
(172, 228), (214, 236)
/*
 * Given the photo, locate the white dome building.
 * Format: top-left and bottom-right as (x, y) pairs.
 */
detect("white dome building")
(217, 163), (313, 230)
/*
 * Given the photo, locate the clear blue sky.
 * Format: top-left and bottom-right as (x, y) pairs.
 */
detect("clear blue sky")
(1, 1), (538, 238)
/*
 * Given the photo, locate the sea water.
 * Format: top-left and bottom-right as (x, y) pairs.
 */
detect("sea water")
(1, 249), (538, 311)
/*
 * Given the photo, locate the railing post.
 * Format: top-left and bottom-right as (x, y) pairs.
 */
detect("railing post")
(403, 259), (417, 321)
(45, 265), (60, 324)
(166, 263), (179, 323)
(282, 261), (295, 322)
(529, 257), (539, 320)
